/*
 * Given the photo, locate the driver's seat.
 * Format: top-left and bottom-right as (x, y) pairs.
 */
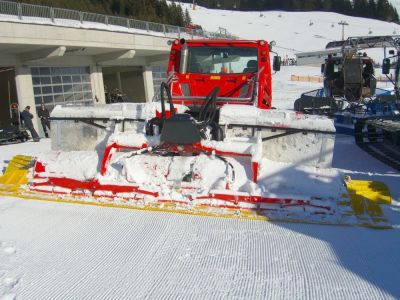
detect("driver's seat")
(243, 60), (258, 73)
(160, 85), (220, 145)
(161, 114), (202, 145)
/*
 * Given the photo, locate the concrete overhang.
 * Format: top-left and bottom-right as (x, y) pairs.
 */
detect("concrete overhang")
(0, 21), (172, 68)
(19, 46), (66, 63)
(94, 50), (136, 66)
(146, 54), (169, 66)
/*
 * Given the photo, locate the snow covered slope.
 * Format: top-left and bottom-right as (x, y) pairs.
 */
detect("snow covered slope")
(183, 3), (400, 57)
(1, 197), (400, 299)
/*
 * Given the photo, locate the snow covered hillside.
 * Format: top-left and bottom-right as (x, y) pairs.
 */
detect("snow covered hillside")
(183, 2), (400, 57)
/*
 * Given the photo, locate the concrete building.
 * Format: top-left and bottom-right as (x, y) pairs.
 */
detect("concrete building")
(295, 49), (341, 66)
(0, 3), (182, 136)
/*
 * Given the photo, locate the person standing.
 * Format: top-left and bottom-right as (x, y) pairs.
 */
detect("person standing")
(38, 103), (51, 138)
(21, 106), (40, 142)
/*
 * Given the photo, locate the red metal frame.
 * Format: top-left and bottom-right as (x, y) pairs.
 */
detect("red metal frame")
(167, 39), (272, 110)
(31, 140), (333, 213)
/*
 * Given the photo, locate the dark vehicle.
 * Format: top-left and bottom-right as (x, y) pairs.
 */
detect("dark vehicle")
(294, 35), (398, 115)
(0, 103), (30, 145)
(0, 125), (30, 144)
(295, 35), (400, 170)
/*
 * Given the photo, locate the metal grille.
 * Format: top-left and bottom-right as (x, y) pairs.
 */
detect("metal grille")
(108, 16), (128, 27)
(129, 19), (148, 31)
(148, 22), (164, 33)
(0, 1), (18, 16)
(21, 3), (51, 19)
(54, 7), (81, 21)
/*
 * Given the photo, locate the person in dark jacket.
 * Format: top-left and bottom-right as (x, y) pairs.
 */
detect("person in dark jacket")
(38, 103), (51, 138)
(21, 106), (40, 142)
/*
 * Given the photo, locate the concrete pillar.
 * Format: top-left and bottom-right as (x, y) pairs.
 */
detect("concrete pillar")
(116, 71), (122, 92)
(90, 64), (106, 104)
(14, 66), (41, 134)
(142, 66), (154, 102)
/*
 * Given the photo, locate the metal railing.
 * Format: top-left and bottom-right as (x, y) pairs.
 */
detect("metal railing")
(0, 0), (237, 39)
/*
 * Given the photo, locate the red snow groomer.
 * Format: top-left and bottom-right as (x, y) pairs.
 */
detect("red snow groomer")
(167, 39), (275, 110)
(17, 39), (390, 228)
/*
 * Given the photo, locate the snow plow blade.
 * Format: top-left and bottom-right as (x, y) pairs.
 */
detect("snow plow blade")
(0, 155), (393, 229)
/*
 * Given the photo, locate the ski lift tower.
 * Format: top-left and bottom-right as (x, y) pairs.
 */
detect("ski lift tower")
(338, 20), (349, 41)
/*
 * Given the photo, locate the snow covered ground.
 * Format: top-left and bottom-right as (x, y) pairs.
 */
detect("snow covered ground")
(1, 66), (400, 299)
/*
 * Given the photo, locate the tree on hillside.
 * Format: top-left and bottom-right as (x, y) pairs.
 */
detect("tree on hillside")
(322, 0), (332, 10)
(11, 0), (400, 24)
(353, 0), (369, 17)
(367, 0), (377, 18)
(184, 8), (192, 25)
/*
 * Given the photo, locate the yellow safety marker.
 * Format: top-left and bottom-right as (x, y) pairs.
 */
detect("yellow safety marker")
(346, 179), (392, 204)
(0, 155), (33, 188)
(344, 176), (392, 225)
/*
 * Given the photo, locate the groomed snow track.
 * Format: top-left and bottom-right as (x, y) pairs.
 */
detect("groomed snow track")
(1, 197), (400, 299)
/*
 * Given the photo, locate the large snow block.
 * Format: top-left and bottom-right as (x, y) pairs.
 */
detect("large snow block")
(50, 103), (189, 151)
(50, 103), (148, 151)
(219, 105), (336, 168)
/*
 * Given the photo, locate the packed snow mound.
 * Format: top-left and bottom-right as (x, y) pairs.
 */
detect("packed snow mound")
(219, 105), (335, 132)
(36, 151), (99, 181)
(121, 153), (230, 192)
(51, 103), (188, 120)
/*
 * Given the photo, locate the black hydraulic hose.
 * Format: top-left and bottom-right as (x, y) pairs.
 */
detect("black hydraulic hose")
(160, 82), (166, 121)
(160, 82), (176, 120)
(199, 87), (220, 125)
(160, 82), (175, 120)
(166, 84), (175, 116)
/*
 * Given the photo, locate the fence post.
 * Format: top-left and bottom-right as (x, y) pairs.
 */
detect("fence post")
(163, 24), (166, 35)
(105, 15), (108, 26)
(146, 21), (149, 32)
(17, 3), (22, 20)
(126, 18), (130, 29)
(50, 7), (55, 23)
(178, 27), (180, 38)
(79, 12), (83, 24)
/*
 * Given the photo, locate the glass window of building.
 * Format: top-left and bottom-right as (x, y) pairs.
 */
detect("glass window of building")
(31, 66), (93, 111)
(152, 66), (167, 99)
